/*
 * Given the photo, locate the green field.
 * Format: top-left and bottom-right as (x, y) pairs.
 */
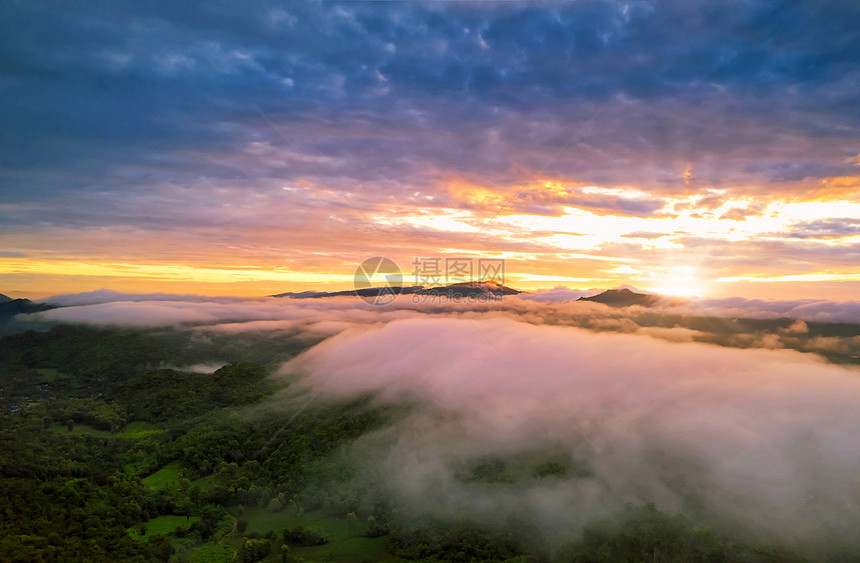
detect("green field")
(292, 534), (392, 562)
(232, 508), (394, 562)
(184, 542), (235, 563)
(49, 422), (112, 437)
(242, 506), (308, 535)
(191, 472), (222, 492)
(141, 461), (183, 491)
(48, 420), (164, 439)
(127, 515), (201, 541)
(35, 368), (72, 381)
(114, 421), (165, 438)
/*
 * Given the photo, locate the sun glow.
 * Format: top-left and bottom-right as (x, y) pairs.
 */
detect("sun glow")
(647, 266), (707, 297)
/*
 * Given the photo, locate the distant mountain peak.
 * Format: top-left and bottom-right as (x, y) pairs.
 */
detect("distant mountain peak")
(417, 280), (520, 298)
(0, 297), (55, 320)
(271, 280), (520, 300)
(272, 286), (425, 299)
(577, 288), (660, 307)
(0, 293), (11, 303)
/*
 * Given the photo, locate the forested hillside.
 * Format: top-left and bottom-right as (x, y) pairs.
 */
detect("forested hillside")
(0, 325), (834, 562)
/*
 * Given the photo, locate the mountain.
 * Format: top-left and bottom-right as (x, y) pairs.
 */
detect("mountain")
(416, 280), (520, 298)
(577, 288), (660, 307)
(0, 298), (55, 319)
(272, 281), (520, 300)
(0, 293), (11, 303)
(272, 286), (425, 299)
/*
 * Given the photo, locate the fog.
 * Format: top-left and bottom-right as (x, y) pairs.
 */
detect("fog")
(31, 288), (860, 329)
(285, 317), (860, 550)
(17, 289), (860, 551)
(26, 291), (860, 362)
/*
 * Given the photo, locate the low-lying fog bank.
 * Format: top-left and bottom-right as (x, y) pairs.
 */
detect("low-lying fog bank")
(284, 317), (860, 551)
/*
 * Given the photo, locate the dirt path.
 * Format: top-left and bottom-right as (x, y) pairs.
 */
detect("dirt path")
(217, 516), (239, 561)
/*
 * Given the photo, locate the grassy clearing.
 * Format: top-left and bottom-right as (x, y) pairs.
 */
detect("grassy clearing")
(234, 508), (394, 562)
(243, 507), (357, 537)
(142, 461), (183, 490)
(48, 420), (165, 439)
(242, 507), (306, 535)
(191, 473), (222, 492)
(114, 421), (165, 439)
(127, 515), (200, 541)
(36, 368), (71, 381)
(296, 535), (392, 562)
(49, 422), (112, 437)
(184, 542), (235, 563)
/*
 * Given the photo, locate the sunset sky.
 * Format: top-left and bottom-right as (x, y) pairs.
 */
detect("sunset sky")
(2, 1), (859, 299)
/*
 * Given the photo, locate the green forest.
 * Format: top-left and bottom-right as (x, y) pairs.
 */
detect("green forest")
(0, 324), (848, 562)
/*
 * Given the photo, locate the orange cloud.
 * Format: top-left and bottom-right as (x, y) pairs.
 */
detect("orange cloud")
(809, 175), (860, 201)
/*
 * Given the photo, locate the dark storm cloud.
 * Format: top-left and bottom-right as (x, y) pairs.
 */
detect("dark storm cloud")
(2, 0), (859, 228)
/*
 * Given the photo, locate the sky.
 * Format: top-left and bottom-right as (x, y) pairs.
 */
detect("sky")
(1, 1), (859, 299)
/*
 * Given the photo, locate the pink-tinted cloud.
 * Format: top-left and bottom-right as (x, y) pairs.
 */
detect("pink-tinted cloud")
(285, 317), (860, 547)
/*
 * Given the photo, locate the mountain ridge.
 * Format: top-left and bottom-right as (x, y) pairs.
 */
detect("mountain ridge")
(577, 288), (661, 307)
(0, 298), (55, 321)
(272, 280), (520, 300)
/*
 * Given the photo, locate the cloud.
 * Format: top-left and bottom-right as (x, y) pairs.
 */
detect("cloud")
(787, 218), (860, 239)
(782, 319), (809, 335)
(34, 300), (236, 327)
(663, 296), (860, 324)
(718, 204), (765, 221)
(28, 292), (430, 328)
(16, 286), (860, 550)
(620, 231), (666, 240)
(174, 363), (224, 374)
(3, 1), (859, 213)
(284, 316), (860, 549)
(635, 325), (707, 343)
(517, 286), (599, 302)
(1, 2), (859, 297)
(24, 287), (860, 329)
(43, 289), (255, 307)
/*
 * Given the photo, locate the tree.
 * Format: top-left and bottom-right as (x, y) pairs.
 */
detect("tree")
(366, 515), (387, 538)
(66, 419), (74, 432)
(240, 538), (270, 562)
(283, 526), (327, 547)
(267, 496), (283, 513)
